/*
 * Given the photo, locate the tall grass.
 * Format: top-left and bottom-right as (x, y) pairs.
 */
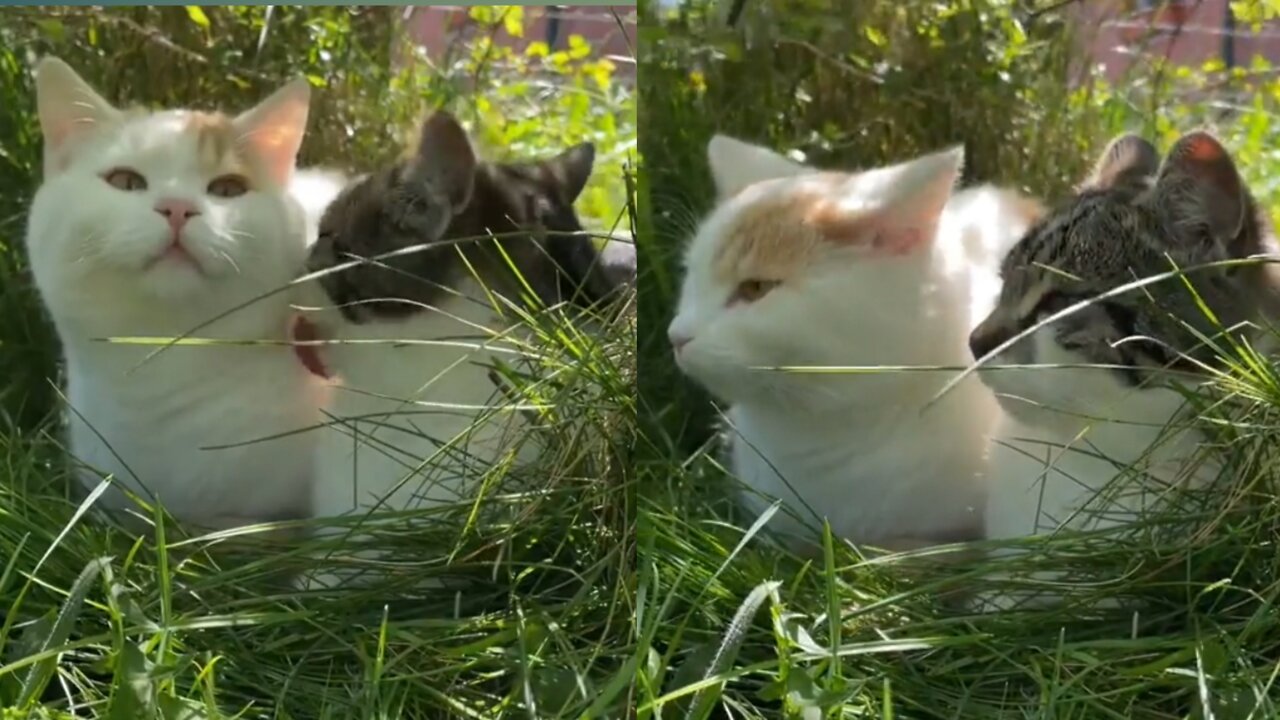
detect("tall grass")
(636, 0), (1280, 716)
(0, 6), (637, 717)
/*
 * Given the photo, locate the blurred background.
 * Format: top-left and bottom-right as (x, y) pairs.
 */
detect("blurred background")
(0, 4), (637, 432)
(639, 0), (1280, 453)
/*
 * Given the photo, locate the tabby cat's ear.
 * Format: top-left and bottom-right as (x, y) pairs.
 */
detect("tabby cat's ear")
(35, 57), (121, 172)
(1153, 131), (1251, 255)
(707, 135), (809, 199)
(1084, 133), (1158, 190)
(409, 111), (477, 210)
(551, 142), (595, 203)
(233, 77), (311, 186)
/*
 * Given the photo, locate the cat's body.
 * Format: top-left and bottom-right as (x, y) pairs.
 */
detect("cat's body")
(26, 58), (322, 528)
(59, 329), (322, 529)
(670, 136), (1042, 550)
(723, 377), (992, 547)
(983, 393), (1208, 545)
(970, 132), (1280, 608)
(305, 274), (527, 521)
(291, 113), (627, 586)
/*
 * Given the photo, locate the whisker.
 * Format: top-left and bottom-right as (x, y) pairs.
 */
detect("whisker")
(216, 249), (242, 274)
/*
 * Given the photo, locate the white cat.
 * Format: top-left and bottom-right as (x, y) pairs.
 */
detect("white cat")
(969, 132), (1271, 609)
(26, 57), (324, 530)
(668, 135), (1043, 551)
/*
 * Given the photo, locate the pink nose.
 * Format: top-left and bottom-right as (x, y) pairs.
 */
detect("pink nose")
(154, 198), (200, 235)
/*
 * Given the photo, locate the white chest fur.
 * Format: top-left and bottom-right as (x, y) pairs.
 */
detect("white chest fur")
(974, 390), (1216, 611)
(64, 328), (322, 529)
(310, 281), (539, 519)
(984, 393), (1214, 542)
(728, 372), (994, 549)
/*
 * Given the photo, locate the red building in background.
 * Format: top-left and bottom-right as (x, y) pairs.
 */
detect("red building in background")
(1079, 0), (1280, 81)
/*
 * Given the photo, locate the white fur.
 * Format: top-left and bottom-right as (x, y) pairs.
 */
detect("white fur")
(294, 271), (539, 587)
(975, 317), (1217, 609)
(288, 168), (351, 244)
(284, 165), (543, 587)
(670, 137), (1040, 549)
(27, 58), (323, 529)
(309, 282), (535, 513)
(936, 185), (1045, 330)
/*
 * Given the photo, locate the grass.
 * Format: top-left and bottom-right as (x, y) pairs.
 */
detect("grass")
(0, 7), (638, 718)
(0, 240), (638, 719)
(0, 244), (638, 718)
(635, 0), (1280, 717)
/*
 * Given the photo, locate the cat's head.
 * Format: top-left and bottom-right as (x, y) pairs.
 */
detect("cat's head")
(304, 110), (608, 326)
(969, 131), (1276, 426)
(668, 135), (965, 406)
(25, 57), (311, 325)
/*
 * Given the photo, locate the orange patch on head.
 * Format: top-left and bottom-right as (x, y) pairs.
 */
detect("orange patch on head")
(807, 197), (888, 248)
(711, 173), (877, 283)
(184, 111), (255, 180)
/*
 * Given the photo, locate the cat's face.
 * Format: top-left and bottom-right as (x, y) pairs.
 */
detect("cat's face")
(970, 132), (1271, 426)
(305, 112), (480, 325)
(26, 57), (310, 322)
(305, 111), (599, 325)
(668, 136), (964, 405)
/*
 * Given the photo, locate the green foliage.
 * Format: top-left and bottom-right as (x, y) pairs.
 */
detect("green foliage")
(0, 36), (58, 431)
(435, 6), (637, 226)
(1233, 0), (1280, 28)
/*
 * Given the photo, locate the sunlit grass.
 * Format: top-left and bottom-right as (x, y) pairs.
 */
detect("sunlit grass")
(0, 243), (637, 717)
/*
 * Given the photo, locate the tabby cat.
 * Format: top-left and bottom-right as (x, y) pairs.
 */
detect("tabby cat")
(292, 111), (629, 587)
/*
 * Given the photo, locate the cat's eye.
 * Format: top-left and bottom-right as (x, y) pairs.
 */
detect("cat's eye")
(1021, 289), (1069, 321)
(208, 175), (250, 198)
(103, 168), (147, 192)
(730, 279), (780, 305)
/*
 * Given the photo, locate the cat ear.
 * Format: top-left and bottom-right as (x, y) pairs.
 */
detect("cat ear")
(1084, 133), (1159, 190)
(707, 134), (809, 199)
(408, 111), (477, 210)
(821, 146), (963, 254)
(34, 57), (121, 170)
(549, 142), (595, 203)
(1153, 131), (1251, 256)
(232, 76), (310, 186)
